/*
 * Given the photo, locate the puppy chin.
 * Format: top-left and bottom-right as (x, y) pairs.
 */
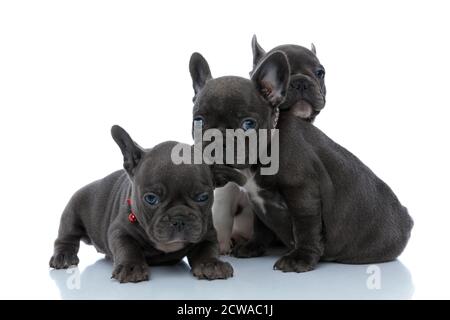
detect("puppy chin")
(290, 100), (314, 118)
(149, 228), (205, 253)
(154, 240), (188, 253)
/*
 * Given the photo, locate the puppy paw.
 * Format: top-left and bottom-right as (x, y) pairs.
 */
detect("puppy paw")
(273, 251), (318, 273)
(111, 262), (149, 283)
(192, 259), (233, 280)
(49, 252), (79, 269)
(232, 240), (266, 258)
(219, 240), (233, 255)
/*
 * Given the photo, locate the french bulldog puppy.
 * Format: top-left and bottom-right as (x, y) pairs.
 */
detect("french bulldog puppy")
(210, 36), (327, 254)
(189, 51), (413, 272)
(49, 125), (245, 282)
(251, 35), (326, 122)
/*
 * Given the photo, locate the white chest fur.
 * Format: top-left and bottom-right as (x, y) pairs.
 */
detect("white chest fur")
(240, 169), (266, 214)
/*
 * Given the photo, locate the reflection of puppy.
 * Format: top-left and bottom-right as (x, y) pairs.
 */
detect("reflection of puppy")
(49, 125), (245, 282)
(49, 259), (414, 299)
(190, 51), (413, 272)
(210, 36), (327, 254)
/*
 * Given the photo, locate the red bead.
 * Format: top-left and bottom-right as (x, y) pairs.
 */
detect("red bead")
(126, 198), (132, 206)
(128, 213), (137, 223)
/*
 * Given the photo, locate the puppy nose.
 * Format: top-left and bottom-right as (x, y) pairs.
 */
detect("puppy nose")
(290, 78), (309, 91)
(170, 216), (186, 231)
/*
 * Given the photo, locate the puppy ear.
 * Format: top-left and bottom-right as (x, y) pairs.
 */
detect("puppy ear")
(251, 51), (290, 107)
(189, 52), (212, 100)
(211, 165), (247, 188)
(111, 125), (144, 177)
(311, 43), (317, 55)
(252, 34), (266, 69)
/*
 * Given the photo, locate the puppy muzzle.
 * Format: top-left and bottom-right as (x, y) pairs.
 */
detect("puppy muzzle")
(150, 206), (204, 244)
(281, 73), (326, 112)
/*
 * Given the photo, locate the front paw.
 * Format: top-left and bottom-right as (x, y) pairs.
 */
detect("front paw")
(273, 251), (318, 273)
(111, 262), (149, 283)
(192, 259), (233, 280)
(49, 252), (79, 269)
(232, 240), (266, 258)
(219, 239), (233, 255)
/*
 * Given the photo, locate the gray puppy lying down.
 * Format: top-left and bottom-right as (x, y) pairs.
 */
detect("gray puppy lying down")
(49, 125), (245, 283)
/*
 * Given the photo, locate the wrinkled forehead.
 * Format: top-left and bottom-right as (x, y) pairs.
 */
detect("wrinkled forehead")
(273, 45), (322, 73)
(136, 156), (213, 192)
(195, 77), (266, 115)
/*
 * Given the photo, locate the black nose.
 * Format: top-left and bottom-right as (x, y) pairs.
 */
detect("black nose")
(170, 216), (186, 232)
(290, 78), (309, 91)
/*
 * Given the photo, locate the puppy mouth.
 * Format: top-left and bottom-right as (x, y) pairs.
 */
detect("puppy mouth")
(286, 95), (325, 121)
(154, 239), (189, 253)
(165, 239), (188, 244)
(150, 220), (205, 244)
(149, 230), (204, 244)
(290, 100), (315, 119)
(149, 231), (202, 253)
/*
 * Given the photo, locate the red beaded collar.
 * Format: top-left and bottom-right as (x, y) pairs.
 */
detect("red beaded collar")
(126, 198), (137, 224)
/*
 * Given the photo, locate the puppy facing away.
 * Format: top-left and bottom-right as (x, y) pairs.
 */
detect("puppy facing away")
(49, 125), (245, 282)
(189, 51), (413, 272)
(210, 35), (328, 254)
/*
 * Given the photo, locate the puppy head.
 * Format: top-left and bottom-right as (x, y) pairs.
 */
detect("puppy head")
(111, 125), (245, 252)
(189, 51), (289, 167)
(251, 35), (326, 121)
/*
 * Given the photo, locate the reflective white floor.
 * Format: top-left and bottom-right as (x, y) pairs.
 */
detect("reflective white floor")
(48, 246), (413, 300)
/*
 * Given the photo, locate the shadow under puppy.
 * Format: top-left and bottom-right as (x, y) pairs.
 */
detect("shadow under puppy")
(49, 125), (245, 282)
(210, 36), (327, 254)
(189, 51), (413, 272)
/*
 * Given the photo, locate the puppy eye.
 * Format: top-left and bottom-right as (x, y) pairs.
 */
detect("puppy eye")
(194, 192), (209, 203)
(193, 116), (204, 128)
(241, 118), (257, 131)
(144, 193), (160, 206)
(315, 69), (325, 79)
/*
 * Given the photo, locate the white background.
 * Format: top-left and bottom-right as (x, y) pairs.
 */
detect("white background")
(0, 0), (449, 299)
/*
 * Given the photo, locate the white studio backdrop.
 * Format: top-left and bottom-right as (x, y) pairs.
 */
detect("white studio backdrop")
(0, 0), (449, 299)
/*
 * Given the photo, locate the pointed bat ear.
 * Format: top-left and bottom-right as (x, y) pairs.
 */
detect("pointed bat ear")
(111, 125), (144, 177)
(189, 52), (212, 100)
(311, 43), (317, 55)
(251, 50), (290, 108)
(252, 34), (266, 69)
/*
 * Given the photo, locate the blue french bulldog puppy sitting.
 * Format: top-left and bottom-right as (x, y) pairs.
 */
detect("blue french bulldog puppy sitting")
(212, 36), (328, 255)
(189, 50), (413, 272)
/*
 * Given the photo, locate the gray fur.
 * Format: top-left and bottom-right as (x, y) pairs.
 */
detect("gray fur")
(189, 51), (413, 273)
(49, 125), (245, 282)
(251, 35), (326, 122)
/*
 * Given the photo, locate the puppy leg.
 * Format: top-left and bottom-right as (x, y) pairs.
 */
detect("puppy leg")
(274, 185), (323, 273)
(232, 214), (275, 258)
(231, 203), (254, 242)
(108, 231), (149, 283)
(188, 229), (233, 280)
(49, 203), (84, 269)
(212, 182), (241, 254)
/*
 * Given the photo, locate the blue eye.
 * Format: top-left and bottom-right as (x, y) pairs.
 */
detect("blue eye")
(315, 69), (325, 79)
(144, 193), (160, 206)
(194, 192), (209, 203)
(193, 116), (204, 128)
(241, 118), (257, 131)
